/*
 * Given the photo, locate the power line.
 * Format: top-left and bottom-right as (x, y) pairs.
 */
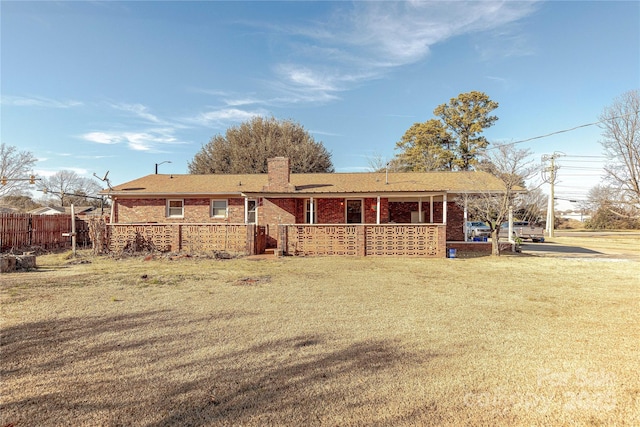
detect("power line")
(563, 155), (606, 159)
(491, 110), (639, 149)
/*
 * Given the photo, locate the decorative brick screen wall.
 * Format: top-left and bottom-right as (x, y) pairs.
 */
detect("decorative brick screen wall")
(107, 223), (263, 254)
(280, 224), (446, 257)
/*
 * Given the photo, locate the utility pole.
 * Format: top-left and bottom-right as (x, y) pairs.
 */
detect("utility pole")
(541, 152), (564, 238)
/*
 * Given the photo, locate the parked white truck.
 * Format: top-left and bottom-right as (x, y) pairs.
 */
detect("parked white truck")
(501, 221), (545, 242)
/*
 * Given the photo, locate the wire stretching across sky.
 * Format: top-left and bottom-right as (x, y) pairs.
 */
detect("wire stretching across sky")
(492, 110), (639, 149)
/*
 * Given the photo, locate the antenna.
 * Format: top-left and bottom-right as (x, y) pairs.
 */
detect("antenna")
(93, 170), (113, 190)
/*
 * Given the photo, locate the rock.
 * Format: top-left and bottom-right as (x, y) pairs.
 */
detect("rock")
(1, 256), (17, 273)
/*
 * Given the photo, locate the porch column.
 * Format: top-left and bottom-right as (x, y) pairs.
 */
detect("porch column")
(443, 193), (448, 225)
(244, 197), (248, 224)
(376, 196), (380, 224)
(255, 198), (259, 226)
(418, 198), (423, 223)
(310, 197), (314, 225)
(109, 200), (115, 224)
(463, 197), (468, 242)
(429, 196), (434, 223)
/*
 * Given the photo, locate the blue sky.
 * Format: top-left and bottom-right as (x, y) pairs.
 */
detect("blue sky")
(2, 1), (639, 209)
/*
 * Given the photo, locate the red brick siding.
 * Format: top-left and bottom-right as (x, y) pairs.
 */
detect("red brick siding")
(446, 202), (464, 241)
(115, 197), (244, 224)
(227, 198), (245, 223)
(389, 202), (418, 223)
(259, 198), (296, 247)
(317, 198), (345, 223)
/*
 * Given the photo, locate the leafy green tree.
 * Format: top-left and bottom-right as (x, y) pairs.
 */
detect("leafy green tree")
(395, 91), (498, 171)
(189, 117), (334, 174)
(395, 119), (455, 171)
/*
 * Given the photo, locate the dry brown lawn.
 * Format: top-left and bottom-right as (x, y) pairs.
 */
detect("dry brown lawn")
(1, 235), (639, 426)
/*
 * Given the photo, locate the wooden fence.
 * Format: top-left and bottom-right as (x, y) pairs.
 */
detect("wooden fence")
(0, 213), (90, 252)
(278, 224), (446, 257)
(107, 223), (267, 255)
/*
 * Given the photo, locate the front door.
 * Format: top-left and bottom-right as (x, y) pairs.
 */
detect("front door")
(346, 199), (363, 224)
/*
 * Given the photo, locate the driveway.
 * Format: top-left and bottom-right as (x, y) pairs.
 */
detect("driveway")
(518, 231), (640, 261)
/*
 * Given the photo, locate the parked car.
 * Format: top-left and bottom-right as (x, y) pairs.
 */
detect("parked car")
(500, 221), (545, 242)
(466, 221), (491, 239)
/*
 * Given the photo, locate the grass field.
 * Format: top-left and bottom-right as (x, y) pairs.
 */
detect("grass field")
(1, 235), (639, 426)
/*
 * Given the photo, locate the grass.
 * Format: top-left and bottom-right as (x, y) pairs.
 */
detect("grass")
(1, 237), (639, 426)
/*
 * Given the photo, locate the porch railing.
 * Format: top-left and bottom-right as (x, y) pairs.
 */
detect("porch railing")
(278, 224), (446, 257)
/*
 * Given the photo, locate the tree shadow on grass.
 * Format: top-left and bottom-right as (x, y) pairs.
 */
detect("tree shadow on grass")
(149, 337), (436, 427)
(1, 310), (443, 426)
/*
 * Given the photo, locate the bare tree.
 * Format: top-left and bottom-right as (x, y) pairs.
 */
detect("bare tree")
(583, 184), (639, 229)
(599, 90), (640, 213)
(461, 144), (539, 255)
(366, 153), (405, 173)
(0, 143), (37, 197)
(41, 170), (102, 207)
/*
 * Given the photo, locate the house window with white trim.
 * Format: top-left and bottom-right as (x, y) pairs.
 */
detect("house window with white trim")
(305, 199), (317, 224)
(211, 199), (228, 218)
(246, 199), (257, 224)
(167, 199), (184, 218)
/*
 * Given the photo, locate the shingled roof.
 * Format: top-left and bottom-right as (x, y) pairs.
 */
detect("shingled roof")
(102, 170), (512, 197)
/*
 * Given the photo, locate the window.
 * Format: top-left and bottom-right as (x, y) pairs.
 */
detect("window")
(167, 199), (184, 217)
(211, 199), (228, 218)
(246, 199), (257, 224)
(305, 199), (317, 224)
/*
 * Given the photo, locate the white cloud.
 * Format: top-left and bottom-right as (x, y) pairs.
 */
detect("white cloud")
(109, 102), (165, 124)
(189, 108), (266, 127)
(266, 1), (539, 102)
(82, 132), (122, 145)
(1, 95), (83, 108)
(33, 167), (89, 177)
(80, 128), (184, 152)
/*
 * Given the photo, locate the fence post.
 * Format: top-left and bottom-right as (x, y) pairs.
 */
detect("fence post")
(357, 225), (366, 256)
(277, 225), (286, 256)
(246, 224), (255, 255)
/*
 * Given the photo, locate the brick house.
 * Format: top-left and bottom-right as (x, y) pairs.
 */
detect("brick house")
(102, 157), (508, 257)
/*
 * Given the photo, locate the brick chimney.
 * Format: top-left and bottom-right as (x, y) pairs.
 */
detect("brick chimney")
(264, 157), (293, 192)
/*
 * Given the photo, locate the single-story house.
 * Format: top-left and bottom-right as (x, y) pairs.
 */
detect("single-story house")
(101, 157), (509, 257)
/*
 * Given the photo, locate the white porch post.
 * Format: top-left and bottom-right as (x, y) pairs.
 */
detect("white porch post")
(418, 198), (423, 223)
(310, 197), (314, 225)
(443, 193), (448, 225)
(244, 197), (248, 224)
(463, 197), (468, 242)
(255, 199), (259, 226)
(376, 196), (381, 224)
(508, 205), (514, 243)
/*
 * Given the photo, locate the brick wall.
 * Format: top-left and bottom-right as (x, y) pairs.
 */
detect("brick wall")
(263, 157), (293, 192)
(260, 198), (296, 247)
(446, 202), (464, 241)
(317, 198), (345, 223)
(115, 197), (245, 224)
